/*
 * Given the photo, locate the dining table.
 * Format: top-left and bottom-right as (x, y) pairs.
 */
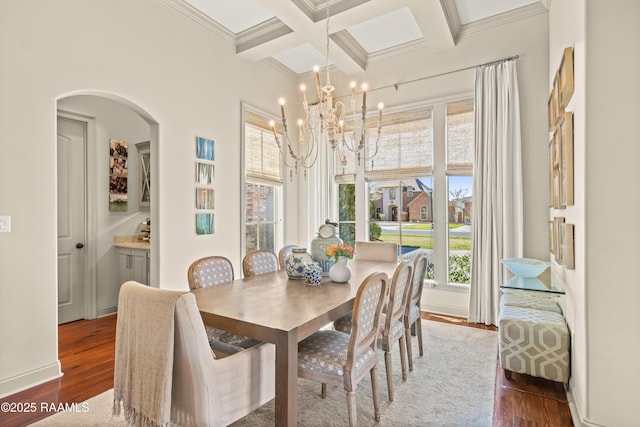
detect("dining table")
(191, 258), (399, 426)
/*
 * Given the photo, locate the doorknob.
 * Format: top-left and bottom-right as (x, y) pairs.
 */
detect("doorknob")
(76, 243), (84, 249)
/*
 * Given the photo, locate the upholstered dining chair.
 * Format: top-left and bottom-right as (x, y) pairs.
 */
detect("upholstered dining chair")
(277, 244), (296, 269)
(187, 256), (259, 350)
(354, 241), (398, 263)
(334, 260), (413, 402)
(242, 249), (279, 277)
(297, 272), (388, 426)
(114, 281), (275, 427)
(404, 253), (428, 371)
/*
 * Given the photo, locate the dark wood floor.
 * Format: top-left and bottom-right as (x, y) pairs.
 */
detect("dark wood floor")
(0, 313), (573, 427)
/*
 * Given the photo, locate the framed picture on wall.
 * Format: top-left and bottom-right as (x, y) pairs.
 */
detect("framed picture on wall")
(558, 47), (574, 109)
(559, 111), (574, 206)
(565, 223), (575, 269)
(196, 136), (215, 161)
(554, 217), (565, 264)
(109, 139), (128, 212)
(196, 213), (215, 235)
(549, 220), (556, 254)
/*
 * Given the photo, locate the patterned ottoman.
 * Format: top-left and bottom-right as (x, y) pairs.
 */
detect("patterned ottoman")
(498, 305), (570, 383)
(500, 289), (563, 314)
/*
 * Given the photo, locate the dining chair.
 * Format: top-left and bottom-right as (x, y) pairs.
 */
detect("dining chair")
(297, 272), (388, 426)
(354, 241), (398, 262)
(242, 249), (279, 277)
(114, 281), (275, 427)
(187, 256), (259, 349)
(404, 253), (428, 371)
(277, 244), (297, 269)
(333, 260), (413, 402)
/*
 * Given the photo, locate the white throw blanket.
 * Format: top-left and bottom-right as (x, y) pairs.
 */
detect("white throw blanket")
(113, 281), (187, 427)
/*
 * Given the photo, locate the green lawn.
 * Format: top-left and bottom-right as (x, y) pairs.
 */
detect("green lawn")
(402, 223), (466, 230)
(378, 233), (471, 250)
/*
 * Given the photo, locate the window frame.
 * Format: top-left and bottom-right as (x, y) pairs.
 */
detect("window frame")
(241, 103), (284, 257)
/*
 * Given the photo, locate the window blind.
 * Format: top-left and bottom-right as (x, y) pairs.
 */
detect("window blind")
(245, 111), (283, 183)
(446, 99), (474, 174)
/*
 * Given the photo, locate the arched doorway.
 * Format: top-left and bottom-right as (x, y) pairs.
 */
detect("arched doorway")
(56, 91), (159, 322)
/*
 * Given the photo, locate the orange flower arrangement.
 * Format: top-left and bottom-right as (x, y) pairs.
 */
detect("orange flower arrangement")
(326, 243), (356, 262)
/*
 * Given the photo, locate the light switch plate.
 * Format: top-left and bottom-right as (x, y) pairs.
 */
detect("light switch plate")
(0, 216), (11, 232)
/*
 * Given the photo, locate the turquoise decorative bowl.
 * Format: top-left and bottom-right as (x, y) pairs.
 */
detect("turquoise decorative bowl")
(500, 257), (550, 278)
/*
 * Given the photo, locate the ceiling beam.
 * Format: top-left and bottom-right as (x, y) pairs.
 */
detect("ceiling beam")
(407, 0), (456, 50)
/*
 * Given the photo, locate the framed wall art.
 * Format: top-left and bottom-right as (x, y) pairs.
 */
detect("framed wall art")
(564, 223), (575, 269)
(553, 217), (565, 264)
(558, 47), (574, 109)
(109, 139), (128, 211)
(195, 136), (215, 234)
(559, 111), (574, 207)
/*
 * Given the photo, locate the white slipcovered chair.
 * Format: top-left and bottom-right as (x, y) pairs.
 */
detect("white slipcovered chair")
(114, 281), (275, 427)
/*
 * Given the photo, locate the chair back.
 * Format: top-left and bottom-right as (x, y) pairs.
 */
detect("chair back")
(278, 245), (297, 269)
(408, 253), (428, 310)
(347, 272), (388, 376)
(242, 249), (279, 277)
(385, 261), (413, 332)
(187, 256), (234, 290)
(354, 241), (398, 262)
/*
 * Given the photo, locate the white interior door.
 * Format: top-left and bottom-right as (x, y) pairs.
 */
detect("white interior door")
(57, 116), (86, 324)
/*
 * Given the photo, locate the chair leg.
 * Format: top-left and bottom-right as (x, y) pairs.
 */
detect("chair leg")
(399, 335), (408, 381)
(321, 383), (327, 398)
(370, 365), (381, 422)
(384, 350), (394, 401)
(416, 318), (424, 356)
(346, 390), (357, 427)
(405, 326), (414, 372)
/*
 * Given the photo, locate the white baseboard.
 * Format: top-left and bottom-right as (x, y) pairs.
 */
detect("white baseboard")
(0, 361), (62, 399)
(423, 302), (469, 318)
(97, 304), (117, 318)
(566, 385), (605, 427)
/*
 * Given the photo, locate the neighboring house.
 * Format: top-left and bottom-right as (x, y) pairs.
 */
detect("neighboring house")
(370, 178), (433, 222)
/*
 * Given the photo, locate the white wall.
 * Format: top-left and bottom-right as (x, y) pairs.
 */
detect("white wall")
(549, 1), (640, 426)
(0, 0), (298, 397)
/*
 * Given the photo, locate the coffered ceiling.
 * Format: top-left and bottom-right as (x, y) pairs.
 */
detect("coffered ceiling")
(166, 0), (546, 76)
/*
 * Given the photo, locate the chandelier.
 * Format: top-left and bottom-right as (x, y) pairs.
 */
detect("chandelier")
(269, 2), (384, 179)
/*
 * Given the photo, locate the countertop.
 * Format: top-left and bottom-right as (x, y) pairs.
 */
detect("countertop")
(114, 235), (150, 250)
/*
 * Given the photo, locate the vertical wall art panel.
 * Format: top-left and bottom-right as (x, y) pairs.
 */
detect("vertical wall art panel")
(195, 136), (215, 234)
(109, 139), (128, 211)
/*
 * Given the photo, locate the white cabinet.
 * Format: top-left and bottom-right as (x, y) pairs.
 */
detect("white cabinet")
(116, 247), (149, 285)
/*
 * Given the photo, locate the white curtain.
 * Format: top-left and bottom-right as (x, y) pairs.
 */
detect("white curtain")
(305, 105), (337, 241)
(468, 60), (523, 325)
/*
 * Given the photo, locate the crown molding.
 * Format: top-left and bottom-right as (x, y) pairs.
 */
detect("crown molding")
(162, 0), (235, 45)
(368, 38), (429, 65)
(236, 18), (293, 54)
(330, 30), (368, 71)
(458, 3), (548, 37)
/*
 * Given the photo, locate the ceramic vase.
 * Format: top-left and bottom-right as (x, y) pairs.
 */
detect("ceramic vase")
(304, 262), (323, 285)
(329, 256), (351, 283)
(285, 248), (313, 280)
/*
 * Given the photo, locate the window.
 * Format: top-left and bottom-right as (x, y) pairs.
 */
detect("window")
(339, 97), (473, 287)
(243, 106), (283, 255)
(338, 183), (356, 246)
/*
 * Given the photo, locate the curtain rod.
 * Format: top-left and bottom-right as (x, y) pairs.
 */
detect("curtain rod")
(369, 54), (519, 93)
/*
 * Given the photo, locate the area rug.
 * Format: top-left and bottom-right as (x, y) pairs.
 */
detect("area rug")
(31, 320), (497, 427)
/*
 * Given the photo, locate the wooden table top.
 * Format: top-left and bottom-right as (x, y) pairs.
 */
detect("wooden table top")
(191, 259), (398, 342)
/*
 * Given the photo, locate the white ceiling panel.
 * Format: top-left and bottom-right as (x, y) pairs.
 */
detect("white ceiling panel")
(271, 43), (328, 75)
(346, 7), (422, 53)
(185, 0), (274, 33)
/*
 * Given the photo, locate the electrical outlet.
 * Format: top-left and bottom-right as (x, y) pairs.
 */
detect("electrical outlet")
(0, 216), (11, 232)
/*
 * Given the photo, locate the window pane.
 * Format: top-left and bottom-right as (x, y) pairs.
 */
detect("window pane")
(369, 177), (434, 280)
(258, 223), (275, 251)
(338, 183), (356, 246)
(245, 224), (258, 252)
(448, 175), (472, 284)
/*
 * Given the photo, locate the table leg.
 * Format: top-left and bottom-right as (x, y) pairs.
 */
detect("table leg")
(274, 329), (298, 426)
